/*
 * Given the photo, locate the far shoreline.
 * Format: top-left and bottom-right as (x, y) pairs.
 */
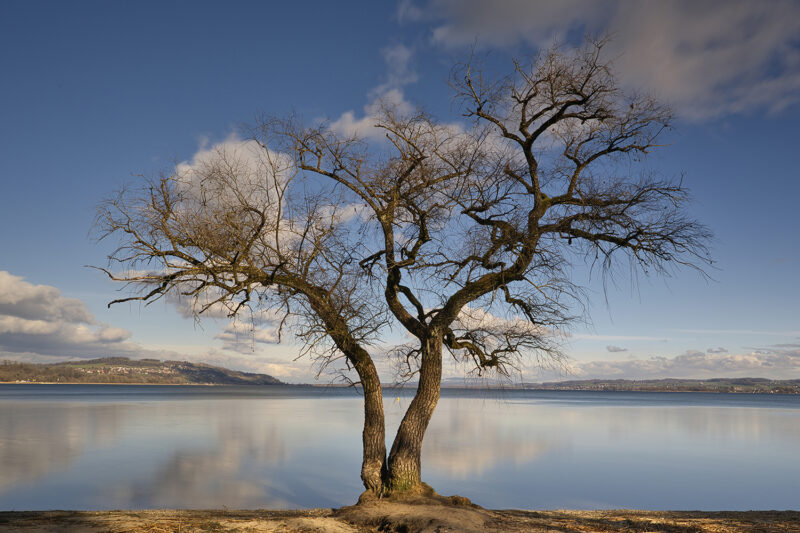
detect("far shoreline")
(0, 381), (212, 386)
(2, 381), (799, 394)
(5, 358), (797, 393)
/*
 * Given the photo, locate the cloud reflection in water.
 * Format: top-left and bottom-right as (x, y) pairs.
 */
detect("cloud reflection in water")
(1, 387), (799, 510)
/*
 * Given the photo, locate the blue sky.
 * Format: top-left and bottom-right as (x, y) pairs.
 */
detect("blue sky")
(1, 0), (798, 383)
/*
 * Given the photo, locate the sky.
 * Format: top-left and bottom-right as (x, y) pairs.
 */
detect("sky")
(1, 0), (799, 383)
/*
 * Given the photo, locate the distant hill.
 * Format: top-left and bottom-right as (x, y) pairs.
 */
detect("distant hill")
(0, 357), (282, 385)
(526, 377), (800, 394)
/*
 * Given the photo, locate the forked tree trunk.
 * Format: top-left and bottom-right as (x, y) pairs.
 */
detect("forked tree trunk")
(385, 333), (443, 493)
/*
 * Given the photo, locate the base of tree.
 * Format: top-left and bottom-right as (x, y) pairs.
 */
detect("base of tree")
(340, 491), (488, 533)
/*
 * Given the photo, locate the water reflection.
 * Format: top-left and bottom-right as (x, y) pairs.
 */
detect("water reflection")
(420, 399), (555, 478)
(110, 407), (290, 509)
(0, 386), (798, 510)
(421, 398), (800, 510)
(0, 402), (124, 491)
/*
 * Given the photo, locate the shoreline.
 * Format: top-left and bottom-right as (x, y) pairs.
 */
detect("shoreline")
(0, 381), (217, 386)
(1, 506), (798, 532)
(2, 381), (799, 394)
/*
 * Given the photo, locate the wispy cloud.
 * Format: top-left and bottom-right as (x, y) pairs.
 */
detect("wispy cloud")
(214, 322), (279, 354)
(572, 334), (668, 342)
(606, 345), (627, 353)
(673, 329), (800, 336)
(401, 0), (800, 119)
(329, 44), (417, 139)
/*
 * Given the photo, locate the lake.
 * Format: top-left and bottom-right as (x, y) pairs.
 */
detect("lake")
(1, 384), (798, 511)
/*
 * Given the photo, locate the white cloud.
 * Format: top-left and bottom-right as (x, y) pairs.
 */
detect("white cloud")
(567, 346), (800, 380)
(170, 133), (365, 264)
(606, 345), (627, 353)
(196, 349), (325, 382)
(454, 306), (550, 337)
(402, 0), (800, 119)
(167, 293), (236, 321)
(0, 271), (136, 358)
(174, 133), (295, 213)
(214, 322), (279, 354)
(329, 45), (417, 139)
(166, 291), (284, 325)
(329, 88), (415, 139)
(0, 271), (93, 323)
(379, 43), (418, 90)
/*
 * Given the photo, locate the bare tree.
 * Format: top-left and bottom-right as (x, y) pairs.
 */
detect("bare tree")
(95, 141), (390, 492)
(97, 39), (710, 499)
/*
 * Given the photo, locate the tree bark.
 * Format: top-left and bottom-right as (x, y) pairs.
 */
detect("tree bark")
(353, 355), (387, 494)
(300, 288), (388, 495)
(386, 333), (443, 493)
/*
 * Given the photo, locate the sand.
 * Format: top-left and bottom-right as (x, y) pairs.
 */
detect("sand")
(1, 501), (799, 533)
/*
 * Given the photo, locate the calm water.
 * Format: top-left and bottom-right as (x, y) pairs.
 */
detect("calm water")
(1, 384), (798, 511)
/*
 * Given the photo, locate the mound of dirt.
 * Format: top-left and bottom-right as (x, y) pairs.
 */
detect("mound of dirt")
(337, 500), (800, 533)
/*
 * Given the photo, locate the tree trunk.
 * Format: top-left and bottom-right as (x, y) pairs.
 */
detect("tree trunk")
(355, 357), (387, 494)
(303, 290), (388, 496)
(385, 333), (443, 493)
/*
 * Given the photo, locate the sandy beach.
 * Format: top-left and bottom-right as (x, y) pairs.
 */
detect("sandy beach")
(1, 501), (798, 532)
